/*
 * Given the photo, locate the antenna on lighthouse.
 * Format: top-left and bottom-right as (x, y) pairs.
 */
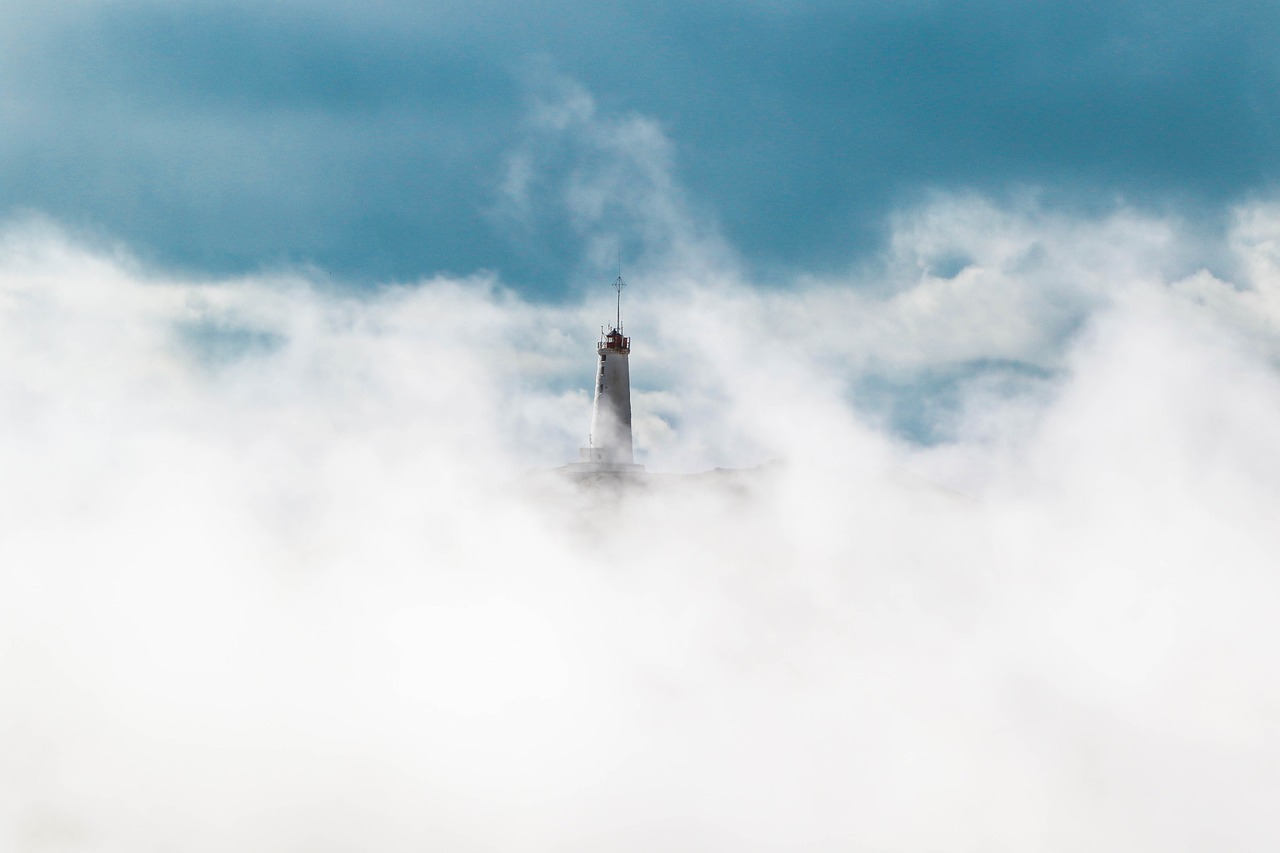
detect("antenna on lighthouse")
(613, 273), (626, 332)
(612, 242), (627, 331)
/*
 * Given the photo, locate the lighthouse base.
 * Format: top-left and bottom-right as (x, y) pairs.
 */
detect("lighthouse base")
(561, 447), (644, 475)
(562, 461), (645, 474)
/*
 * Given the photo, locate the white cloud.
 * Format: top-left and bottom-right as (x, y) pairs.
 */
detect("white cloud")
(495, 71), (737, 289)
(3, 196), (1280, 850)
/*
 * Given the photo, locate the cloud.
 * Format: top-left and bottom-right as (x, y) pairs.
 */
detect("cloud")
(493, 72), (734, 293)
(2, 192), (1280, 849)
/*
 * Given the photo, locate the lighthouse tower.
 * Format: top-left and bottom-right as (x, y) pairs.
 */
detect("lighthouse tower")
(572, 275), (643, 473)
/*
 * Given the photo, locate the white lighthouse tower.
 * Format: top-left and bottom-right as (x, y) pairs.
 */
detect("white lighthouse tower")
(570, 274), (643, 474)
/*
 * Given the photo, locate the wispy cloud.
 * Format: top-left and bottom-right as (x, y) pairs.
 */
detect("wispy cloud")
(493, 71), (733, 290)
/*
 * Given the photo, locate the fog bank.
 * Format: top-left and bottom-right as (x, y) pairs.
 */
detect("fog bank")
(3, 201), (1280, 850)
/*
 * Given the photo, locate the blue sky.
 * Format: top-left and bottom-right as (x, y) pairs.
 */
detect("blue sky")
(4, 0), (1278, 295)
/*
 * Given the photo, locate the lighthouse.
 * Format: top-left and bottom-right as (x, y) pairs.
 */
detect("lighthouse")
(570, 275), (643, 474)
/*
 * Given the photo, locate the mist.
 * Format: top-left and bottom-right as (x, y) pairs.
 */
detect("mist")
(3, 198), (1280, 851)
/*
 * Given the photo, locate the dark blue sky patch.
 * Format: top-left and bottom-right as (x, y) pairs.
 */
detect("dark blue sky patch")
(177, 319), (287, 367)
(853, 359), (1058, 446)
(1, 0), (1278, 293)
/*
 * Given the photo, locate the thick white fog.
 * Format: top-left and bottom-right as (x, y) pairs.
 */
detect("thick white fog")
(3, 198), (1280, 851)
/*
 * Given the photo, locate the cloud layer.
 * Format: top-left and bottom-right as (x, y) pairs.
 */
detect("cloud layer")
(3, 193), (1280, 849)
